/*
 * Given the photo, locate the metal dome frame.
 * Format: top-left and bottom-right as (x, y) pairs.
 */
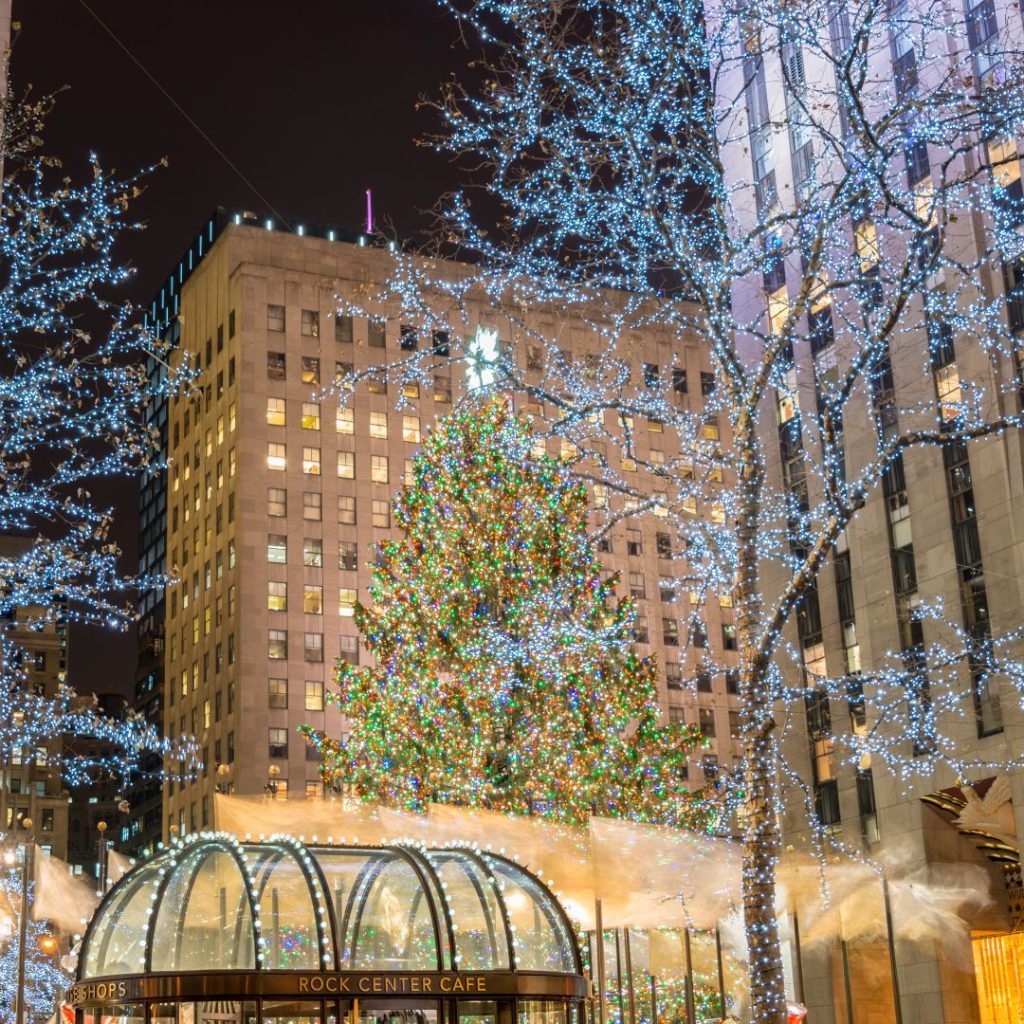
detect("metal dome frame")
(68, 833), (587, 1017)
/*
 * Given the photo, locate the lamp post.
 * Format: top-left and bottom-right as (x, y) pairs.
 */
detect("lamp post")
(96, 820), (108, 894)
(15, 815), (34, 1024)
(265, 764), (281, 799)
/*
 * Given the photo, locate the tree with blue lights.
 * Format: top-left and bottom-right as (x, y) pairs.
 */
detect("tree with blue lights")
(0, 86), (199, 792)
(0, 861), (68, 1024)
(338, 1), (1024, 1019)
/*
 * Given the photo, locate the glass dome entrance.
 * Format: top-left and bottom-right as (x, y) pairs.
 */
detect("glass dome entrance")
(76, 833), (583, 984)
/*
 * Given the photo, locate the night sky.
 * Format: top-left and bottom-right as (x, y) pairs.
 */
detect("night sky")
(14, 0), (466, 697)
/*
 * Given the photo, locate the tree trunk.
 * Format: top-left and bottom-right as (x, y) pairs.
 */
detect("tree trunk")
(741, 705), (787, 1024)
(733, 438), (788, 1024)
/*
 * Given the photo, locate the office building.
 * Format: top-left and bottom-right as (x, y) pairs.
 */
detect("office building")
(143, 213), (741, 837)
(716, 1), (1024, 1021)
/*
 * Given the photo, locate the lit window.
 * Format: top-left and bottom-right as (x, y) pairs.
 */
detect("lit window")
(303, 538), (323, 567)
(402, 416), (421, 443)
(302, 447), (321, 475)
(339, 541), (358, 571)
(229, 402), (237, 432)
(304, 585), (323, 615)
(267, 443), (286, 471)
(267, 398), (286, 426)
(622, 455), (637, 472)
(301, 309), (320, 338)
(532, 439), (548, 460)
(267, 581), (287, 612)
(369, 412), (388, 439)
(402, 382), (420, 400)
(593, 484), (608, 509)
(303, 492), (322, 521)
(337, 496), (356, 525)
(700, 422), (720, 442)
(302, 356), (320, 384)
(935, 363), (962, 420)
(305, 680), (324, 712)
(372, 500), (390, 529)
(856, 219), (879, 271)
(268, 678), (288, 708)
(339, 589), (357, 616)
(629, 572), (645, 597)
(268, 631), (288, 660)
(337, 451), (355, 479)
(371, 455), (389, 484)
(561, 439), (578, 463)
(336, 407), (354, 434)
(302, 403), (321, 430)
(267, 535), (287, 563)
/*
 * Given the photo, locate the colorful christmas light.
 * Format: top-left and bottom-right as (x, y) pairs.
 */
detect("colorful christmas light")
(303, 399), (713, 828)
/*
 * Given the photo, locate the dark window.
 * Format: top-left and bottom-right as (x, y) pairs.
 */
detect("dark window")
(400, 325), (419, 351)
(335, 315), (354, 343)
(672, 368), (688, 394)
(268, 352), (286, 380)
(368, 320), (386, 348)
(432, 330), (450, 356)
(228, 310), (236, 340)
(643, 363), (659, 388)
(815, 779), (841, 825)
(700, 372), (716, 397)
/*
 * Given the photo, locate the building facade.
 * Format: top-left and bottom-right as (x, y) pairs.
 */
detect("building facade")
(715, 1), (1024, 1022)
(0, 537), (71, 861)
(148, 214), (742, 837)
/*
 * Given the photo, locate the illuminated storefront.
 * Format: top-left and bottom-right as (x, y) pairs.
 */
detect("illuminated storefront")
(67, 834), (587, 1024)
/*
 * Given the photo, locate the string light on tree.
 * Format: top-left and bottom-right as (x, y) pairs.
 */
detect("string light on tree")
(325, 1), (1024, 1020)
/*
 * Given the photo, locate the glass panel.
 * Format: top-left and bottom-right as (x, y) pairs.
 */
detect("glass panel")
(426, 851), (510, 970)
(261, 1001), (321, 1024)
(150, 1003), (178, 1024)
(488, 858), (574, 972)
(312, 849), (377, 966)
(459, 1001), (504, 1024)
(358, 1006), (438, 1024)
(96, 1006), (144, 1024)
(517, 1001), (567, 1024)
(198, 1002), (256, 1024)
(151, 846), (256, 972)
(247, 845), (323, 970)
(82, 853), (170, 976)
(348, 852), (440, 970)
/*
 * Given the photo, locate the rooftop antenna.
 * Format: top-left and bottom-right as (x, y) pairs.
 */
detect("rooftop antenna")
(365, 189), (374, 235)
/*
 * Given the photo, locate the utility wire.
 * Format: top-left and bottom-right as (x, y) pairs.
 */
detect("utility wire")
(77, 0), (291, 228)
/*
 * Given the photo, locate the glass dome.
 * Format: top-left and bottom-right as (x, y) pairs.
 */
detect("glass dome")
(80, 834), (580, 980)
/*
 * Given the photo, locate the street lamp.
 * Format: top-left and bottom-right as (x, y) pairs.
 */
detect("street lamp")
(96, 820), (109, 894)
(265, 764), (281, 799)
(15, 815), (34, 1024)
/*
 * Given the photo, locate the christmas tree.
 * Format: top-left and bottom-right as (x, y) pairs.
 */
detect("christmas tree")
(304, 399), (710, 827)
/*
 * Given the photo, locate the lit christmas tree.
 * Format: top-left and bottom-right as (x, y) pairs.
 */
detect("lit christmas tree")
(304, 400), (710, 827)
